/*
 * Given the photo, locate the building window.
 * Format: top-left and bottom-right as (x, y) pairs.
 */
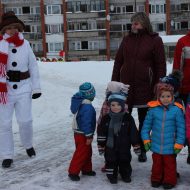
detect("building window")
(181, 3), (189, 11)
(81, 41), (88, 49)
(110, 24), (122, 31)
(150, 4), (165, 14)
(31, 43), (43, 52)
(174, 22), (180, 30)
(157, 23), (165, 31)
(81, 23), (88, 30)
(126, 5), (133, 13)
(122, 6), (126, 13)
(5, 7), (22, 15)
(138, 5), (145, 12)
(23, 7), (30, 14)
(25, 25), (31, 32)
(49, 43), (63, 52)
(46, 24), (63, 33)
(116, 7), (121, 13)
(47, 5), (61, 15)
(97, 22), (105, 30)
(181, 21), (188, 29)
(31, 6), (40, 14)
(31, 25), (41, 33)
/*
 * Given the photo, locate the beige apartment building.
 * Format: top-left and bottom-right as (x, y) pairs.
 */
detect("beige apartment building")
(0, 0), (189, 61)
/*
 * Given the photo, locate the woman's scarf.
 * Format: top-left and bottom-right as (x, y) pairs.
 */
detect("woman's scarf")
(0, 32), (24, 104)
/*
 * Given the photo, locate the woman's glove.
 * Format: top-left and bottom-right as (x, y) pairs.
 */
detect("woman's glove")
(32, 93), (41, 99)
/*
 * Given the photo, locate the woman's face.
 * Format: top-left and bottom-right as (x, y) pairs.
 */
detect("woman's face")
(131, 21), (143, 33)
(5, 25), (19, 36)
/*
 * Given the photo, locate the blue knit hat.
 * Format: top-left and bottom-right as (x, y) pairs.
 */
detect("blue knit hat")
(79, 82), (96, 101)
(159, 70), (182, 93)
(108, 92), (127, 110)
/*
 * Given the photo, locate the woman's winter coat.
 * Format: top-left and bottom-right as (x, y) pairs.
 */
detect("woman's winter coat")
(111, 30), (166, 108)
(141, 101), (185, 155)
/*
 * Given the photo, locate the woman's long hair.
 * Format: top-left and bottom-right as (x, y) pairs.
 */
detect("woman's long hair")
(131, 12), (153, 34)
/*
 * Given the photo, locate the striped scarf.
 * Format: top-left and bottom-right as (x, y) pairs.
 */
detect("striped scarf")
(0, 32), (24, 104)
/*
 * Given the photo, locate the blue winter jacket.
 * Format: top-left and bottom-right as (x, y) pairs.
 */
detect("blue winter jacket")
(70, 92), (96, 138)
(141, 101), (185, 155)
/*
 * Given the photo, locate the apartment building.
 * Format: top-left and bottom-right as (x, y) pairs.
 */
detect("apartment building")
(65, 0), (107, 61)
(0, 0), (64, 58)
(170, 0), (190, 35)
(0, 0), (189, 61)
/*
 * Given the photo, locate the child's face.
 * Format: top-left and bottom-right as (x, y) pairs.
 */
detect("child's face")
(110, 101), (122, 113)
(159, 91), (173, 106)
(5, 25), (19, 36)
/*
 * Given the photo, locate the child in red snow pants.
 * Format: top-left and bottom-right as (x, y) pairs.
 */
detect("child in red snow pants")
(151, 153), (177, 186)
(68, 134), (92, 175)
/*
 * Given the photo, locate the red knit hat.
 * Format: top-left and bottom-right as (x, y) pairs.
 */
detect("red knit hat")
(0, 11), (25, 33)
(156, 82), (174, 99)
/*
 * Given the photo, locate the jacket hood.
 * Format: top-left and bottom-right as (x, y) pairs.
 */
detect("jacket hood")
(70, 92), (84, 114)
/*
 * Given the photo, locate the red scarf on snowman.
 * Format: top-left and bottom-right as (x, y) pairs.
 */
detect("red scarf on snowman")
(0, 32), (24, 104)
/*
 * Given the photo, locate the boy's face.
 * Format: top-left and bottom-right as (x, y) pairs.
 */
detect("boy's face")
(110, 101), (122, 113)
(159, 91), (173, 106)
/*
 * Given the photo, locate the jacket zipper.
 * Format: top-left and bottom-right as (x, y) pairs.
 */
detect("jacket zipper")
(160, 108), (166, 154)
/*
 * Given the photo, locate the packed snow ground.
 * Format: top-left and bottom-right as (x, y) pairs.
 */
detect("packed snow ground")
(0, 61), (189, 190)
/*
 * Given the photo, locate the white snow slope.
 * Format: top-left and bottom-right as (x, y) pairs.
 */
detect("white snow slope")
(0, 61), (189, 190)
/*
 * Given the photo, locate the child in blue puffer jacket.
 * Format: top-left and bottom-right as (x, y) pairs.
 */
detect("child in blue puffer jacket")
(68, 82), (96, 181)
(141, 82), (185, 189)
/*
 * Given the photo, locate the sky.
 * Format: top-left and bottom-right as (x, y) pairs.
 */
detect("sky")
(0, 61), (189, 190)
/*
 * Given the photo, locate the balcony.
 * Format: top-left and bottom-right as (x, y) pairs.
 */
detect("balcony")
(110, 13), (133, 20)
(18, 14), (41, 23)
(170, 29), (188, 35)
(67, 30), (106, 39)
(23, 32), (42, 40)
(67, 12), (100, 20)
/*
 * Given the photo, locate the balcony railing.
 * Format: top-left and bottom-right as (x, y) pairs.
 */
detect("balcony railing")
(23, 32), (42, 40)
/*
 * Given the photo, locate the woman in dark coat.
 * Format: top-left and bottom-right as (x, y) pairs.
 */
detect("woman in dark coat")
(111, 12), (166, 162)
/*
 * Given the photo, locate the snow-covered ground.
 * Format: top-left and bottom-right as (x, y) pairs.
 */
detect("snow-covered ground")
(0, 61), (189, 190)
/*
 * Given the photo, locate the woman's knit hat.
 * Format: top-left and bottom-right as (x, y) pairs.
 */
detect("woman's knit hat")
(79, 82), (96, 101)
(156, 82), (174, 99)
(0, 11), (25, 33)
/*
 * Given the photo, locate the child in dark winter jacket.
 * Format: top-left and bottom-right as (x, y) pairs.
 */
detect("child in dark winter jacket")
(141, 82), (185, 189)
(97, 81), (129, 172)
(68, 82), (96, 181)
(97, 92), (141, 184)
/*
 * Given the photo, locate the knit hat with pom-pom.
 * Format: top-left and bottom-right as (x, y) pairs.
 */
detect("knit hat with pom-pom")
(79, 82), (96, 101)
(159, 70), (182, 93)
(156, 82), (174, 99)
